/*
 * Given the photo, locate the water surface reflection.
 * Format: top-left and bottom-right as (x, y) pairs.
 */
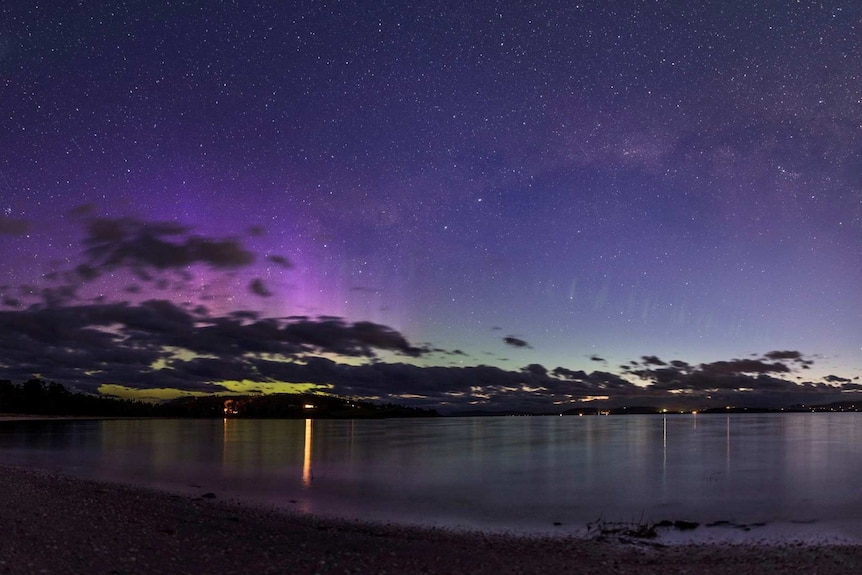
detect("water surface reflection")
(2, 414), (862, 538)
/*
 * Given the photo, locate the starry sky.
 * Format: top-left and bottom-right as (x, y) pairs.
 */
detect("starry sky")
(1, 1), (861, 412)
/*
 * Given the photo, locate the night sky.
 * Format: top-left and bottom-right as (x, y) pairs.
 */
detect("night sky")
(1, 1), (861, 412)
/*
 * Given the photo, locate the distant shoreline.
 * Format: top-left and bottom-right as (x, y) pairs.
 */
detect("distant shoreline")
(2, 464), (862, 574)
(0, 414), (109, 421)
(3, 409), (862, 422)
(0, 414), (154, 422)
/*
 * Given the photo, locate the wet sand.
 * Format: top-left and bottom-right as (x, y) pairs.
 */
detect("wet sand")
(3, 465), (862, 574)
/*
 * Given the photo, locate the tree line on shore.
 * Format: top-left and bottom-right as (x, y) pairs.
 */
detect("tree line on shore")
(0, 378), (438, 418)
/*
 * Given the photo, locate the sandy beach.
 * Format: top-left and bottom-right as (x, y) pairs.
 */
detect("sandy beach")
(1, 466), (861, 574)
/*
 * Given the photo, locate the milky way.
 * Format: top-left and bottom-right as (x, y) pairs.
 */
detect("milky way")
(1, 2), (861, 411)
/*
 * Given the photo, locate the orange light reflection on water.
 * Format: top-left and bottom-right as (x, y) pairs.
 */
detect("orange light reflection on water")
(303, 418), (313, 487)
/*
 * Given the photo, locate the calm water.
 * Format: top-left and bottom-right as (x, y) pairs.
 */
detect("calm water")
(3, 414), (862, 542)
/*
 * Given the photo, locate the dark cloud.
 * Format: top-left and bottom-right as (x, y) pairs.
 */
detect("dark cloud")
(242, 358), (647, 413)
(0, 216), (30, 235)
(67, 204), (96, 219)
(72, 264), (99, 282)
(249, 278), (273, 297)
(229, 310), (260, 321)
(7, 215), (270, 311)
(281, 318), (426, 357)
(641, 355), (667, 366)
(40, 285), (79, 307)
(825, 375), (852, 384)
(266, 254), (292, 268)
(0, 298), (432, 394)
(590, 355), (604, 362)
(523, 363), (548, 377)
(82, 217), (254, 276)
(764, 350), (804, 361)
(548, 367), (636, 393)
(552, 366), (588, 380)
(166, 356), (264, 383)
(618, 351), (857, 409)
(700, 358), (790, 376)
(503, 336), (530, 348)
